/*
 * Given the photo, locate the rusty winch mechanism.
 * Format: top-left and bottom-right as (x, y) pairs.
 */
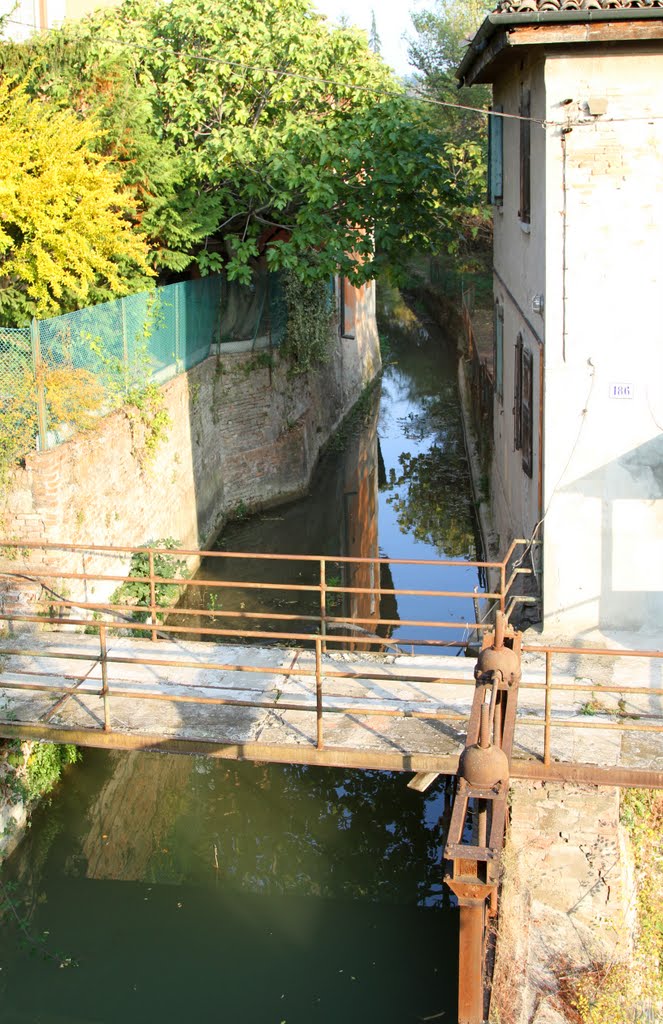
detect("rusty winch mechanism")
(444, 611), (522, 1024)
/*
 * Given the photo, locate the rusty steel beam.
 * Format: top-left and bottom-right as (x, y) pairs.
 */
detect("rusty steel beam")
(0, 721), (463, 773)
(0, 714), (659, 788)
(511, 760), (663, 790)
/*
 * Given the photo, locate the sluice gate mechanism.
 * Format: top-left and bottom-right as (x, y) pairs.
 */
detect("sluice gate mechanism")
(444, 612), (522, 1024)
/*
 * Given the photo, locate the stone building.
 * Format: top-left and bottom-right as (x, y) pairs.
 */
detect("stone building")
(458, 1), (663, 632)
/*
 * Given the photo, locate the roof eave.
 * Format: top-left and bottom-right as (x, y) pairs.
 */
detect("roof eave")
(457, 8), (663, 87)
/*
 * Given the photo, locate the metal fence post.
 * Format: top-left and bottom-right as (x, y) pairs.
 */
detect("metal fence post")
(315, 635), (324, 750)
(175, 285), (182, 373)
(99, 622), (111, 732)
(148, 550), (158, 642)
(30, 318), (49, 452)
(544, 650), (552, 766)
(319, 558), (327, 654)
(121, 297), (129, 393)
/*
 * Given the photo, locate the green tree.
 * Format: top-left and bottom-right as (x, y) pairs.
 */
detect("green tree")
(369, 10), (381, 55)
(407, 0), (493, 263)
(0, 79), (152, 326)
(409, 0), (492, 109)
(0, 0), (471, 285)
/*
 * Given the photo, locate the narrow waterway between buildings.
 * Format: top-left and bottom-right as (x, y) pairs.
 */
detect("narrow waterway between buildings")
(0, 310), (481, 1024)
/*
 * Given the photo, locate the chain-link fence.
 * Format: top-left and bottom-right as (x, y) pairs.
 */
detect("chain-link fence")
(220, 267), (287, 350)
(0, 271), (288, 465)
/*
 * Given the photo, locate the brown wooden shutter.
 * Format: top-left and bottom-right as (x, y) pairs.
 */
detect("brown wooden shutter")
(519, 88), (531, 224)
(522, 347), (533, 478)
(514, 333), (523, 450)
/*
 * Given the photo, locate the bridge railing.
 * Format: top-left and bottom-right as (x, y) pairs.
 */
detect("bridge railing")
(0, 539), (519, 650)
(0, 540), (660, 786)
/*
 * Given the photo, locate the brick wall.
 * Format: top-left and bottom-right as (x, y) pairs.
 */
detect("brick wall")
(1, 306), (381, 608)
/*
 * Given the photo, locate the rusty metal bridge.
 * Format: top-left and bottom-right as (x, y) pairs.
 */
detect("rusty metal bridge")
(0, 540), (661, 1024)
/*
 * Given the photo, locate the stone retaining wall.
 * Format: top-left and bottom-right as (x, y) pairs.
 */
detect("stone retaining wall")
(0, 297), (381, 612)
(491, 781), (636, 1024)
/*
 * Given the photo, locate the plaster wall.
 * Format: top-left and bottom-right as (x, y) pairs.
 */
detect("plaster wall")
(542, 51), (663, 632)
(1, 284), (381, 608)
(490, 56), (546, 556)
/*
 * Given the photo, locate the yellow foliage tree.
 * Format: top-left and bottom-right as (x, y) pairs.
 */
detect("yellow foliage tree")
(0, 78), (153, 326)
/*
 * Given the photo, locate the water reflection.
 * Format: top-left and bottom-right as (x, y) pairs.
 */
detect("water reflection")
(0, 753), (458, 1024)
(175, 326), (481, 654)
(172, 389), (389, 649)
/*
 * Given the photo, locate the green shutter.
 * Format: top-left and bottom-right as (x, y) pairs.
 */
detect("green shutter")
(488, 107), (503, 206)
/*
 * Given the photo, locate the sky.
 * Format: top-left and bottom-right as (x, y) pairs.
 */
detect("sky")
(313, 0), (428, 77)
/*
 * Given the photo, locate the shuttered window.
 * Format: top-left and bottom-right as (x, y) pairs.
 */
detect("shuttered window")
(514, 333), (523, 450)
(341, 278), (357, 339)
(519, 87), (531, 225)
(488, 106), (504, 206)
(493, 300), (504, 401)
(521, 347), (533, 478)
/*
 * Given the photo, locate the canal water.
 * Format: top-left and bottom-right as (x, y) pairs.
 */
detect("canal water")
(0, 311), (480, 1024)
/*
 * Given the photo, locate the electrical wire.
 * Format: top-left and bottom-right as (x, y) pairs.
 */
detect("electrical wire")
(0, 16), (546, 126)
(6, 16), (663, 129)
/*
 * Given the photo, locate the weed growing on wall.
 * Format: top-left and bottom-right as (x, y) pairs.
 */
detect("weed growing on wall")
(555, 789), (663, 1024)
(111, 539), (186, 632)
(1, 740), (80, 804)
(0, 345), (105, 490)
(86, 297), (171, 469)
(281, 271), (335, 377)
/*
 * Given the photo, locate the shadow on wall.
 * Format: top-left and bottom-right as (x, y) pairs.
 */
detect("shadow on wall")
(560, 433), (663, 631)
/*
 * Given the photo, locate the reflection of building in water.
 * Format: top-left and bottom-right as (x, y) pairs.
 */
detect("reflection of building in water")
(336, 398), (385, 651)
(77, 752), (192, 881)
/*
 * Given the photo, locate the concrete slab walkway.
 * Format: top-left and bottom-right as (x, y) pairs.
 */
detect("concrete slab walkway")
(0, 631), (660, 777)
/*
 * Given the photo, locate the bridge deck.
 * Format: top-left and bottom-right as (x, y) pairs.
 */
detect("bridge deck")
(0, 633), (661, 783)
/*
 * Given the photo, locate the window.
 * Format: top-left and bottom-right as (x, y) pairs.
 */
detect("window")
(521, 347), (534, 478)
(519, 87), (531, 225)
(488, 106), (503, 206)
(493, 300), (504, 401)
(513, 333), (523, 450)
(341, 278), (357, 338)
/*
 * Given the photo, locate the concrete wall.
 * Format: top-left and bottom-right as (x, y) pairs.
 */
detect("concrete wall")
(490, 55), (546, 556)
(0, 282), (381, 606)
(542, 51), (663, 632)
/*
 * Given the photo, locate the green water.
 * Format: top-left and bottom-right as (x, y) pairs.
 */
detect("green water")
(0, 753), (457, 1023)
(0, 322), (480, 1023)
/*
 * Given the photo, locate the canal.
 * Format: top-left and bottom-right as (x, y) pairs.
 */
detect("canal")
(0, 306), (481, 1024)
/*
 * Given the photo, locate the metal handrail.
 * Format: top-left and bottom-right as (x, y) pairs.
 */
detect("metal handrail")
(0, 541), (660, 772)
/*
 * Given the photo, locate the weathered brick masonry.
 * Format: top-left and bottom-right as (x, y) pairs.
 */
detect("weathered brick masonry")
(1, 317), (381, 606)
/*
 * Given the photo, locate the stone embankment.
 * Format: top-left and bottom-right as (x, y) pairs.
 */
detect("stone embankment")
(0, 293), (380, 607)
(491, 782), (636, 1024)
(0, 289), (381, 860)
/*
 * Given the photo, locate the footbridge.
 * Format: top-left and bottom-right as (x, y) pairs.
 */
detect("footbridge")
(0, 540), (660, 785)
(0, 540), (661, 1024)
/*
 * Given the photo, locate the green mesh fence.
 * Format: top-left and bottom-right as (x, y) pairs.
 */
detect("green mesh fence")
(0, 325), (37, 465)
(0, 271), (286, 463)
(220, 269), (287, 349)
